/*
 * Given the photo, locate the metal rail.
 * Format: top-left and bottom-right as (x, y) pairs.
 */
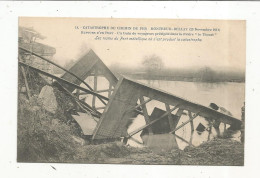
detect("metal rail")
(19, 61), (109, 101)
(19, 47), (107, 105)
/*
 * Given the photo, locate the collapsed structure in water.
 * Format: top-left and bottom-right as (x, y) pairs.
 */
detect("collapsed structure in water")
(18, 47), (243, 149)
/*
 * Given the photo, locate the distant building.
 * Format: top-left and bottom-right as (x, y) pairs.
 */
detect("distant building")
(18, 27), (56, 75)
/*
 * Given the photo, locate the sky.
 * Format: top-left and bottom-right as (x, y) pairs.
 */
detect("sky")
(19, 17), (246, 71)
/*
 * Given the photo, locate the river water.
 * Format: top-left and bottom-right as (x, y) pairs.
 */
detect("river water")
(82, 77), (245, 150)
(127, 80), (245, 150)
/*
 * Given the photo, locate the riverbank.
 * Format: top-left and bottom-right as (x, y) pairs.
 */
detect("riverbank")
(123, 74), (245, 83)
(17, 69), (243, 165)
(80, 138), (244, 165)
(18, 89), (243, 165)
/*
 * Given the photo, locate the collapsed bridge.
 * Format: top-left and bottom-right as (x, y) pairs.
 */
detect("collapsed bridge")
(18, 47), (242, 147)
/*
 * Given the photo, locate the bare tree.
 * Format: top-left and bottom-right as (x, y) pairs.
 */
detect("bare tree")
(141, 55), (164, 84)
(197, 67), (217, 82)
(142, 54), (164, 74)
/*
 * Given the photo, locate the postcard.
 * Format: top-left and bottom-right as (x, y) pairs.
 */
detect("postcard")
(17, 17), (245, 165)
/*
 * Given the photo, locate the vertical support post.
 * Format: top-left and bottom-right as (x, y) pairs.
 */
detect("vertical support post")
(208, 128), (211, 141)
(208, 122), (212, 141)
(122, 137), (128, 145)
(76, 89), (80, 99)
(165, 104), (174, 130)
(92, 68), (97, 108)
(108, 83), (112, 98)
(172, 108), (183, 130)
(213, 121), (221, 137)
(188, 111), (194, 145)
(21, 66), (31, 99)
(75, 89), (80, 110)
(139, 96), (153, 135)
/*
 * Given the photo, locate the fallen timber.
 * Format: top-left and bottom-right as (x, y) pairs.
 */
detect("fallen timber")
(18, 60), (109, 121)
(92, 77), (242, 140)
(19, 47), (107, 106)
(19, 62), (143, 119)
(61, 49), (118, 91)
(19, 61), (109, 100)
(59, 49), (143, 117)
(19, 62), (105, 118)
(60, 49), (118, 111)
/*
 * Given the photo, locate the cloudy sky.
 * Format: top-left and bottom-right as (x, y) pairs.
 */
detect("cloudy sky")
(19, 17), (245, 71)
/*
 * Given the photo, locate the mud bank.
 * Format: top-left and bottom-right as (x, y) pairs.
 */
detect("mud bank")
(94, 139), (244, 165)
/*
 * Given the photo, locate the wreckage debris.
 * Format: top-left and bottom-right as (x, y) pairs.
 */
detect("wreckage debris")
(61, 49), (118, 92)
(196, 123), (206, 134)
(92, 77), (242, 142)
(71, 112), (98, 135)
(140, 107), (180, 136)
(18, 47), (243, 149)
(60, 49), (118, 114)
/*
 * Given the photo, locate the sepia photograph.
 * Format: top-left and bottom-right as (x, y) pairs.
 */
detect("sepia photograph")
(17, 17), (245, 165)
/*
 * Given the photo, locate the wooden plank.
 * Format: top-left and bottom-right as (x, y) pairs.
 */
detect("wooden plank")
(139, 97), (153, 134)
(60, 49), (100, 90)
(95, 106), (106, 110)
(92, 77), (140, 139)
(78, 92), (89, 95)
(96, 88), (114, 93)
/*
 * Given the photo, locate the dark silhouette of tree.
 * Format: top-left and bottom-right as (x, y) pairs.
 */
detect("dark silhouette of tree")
(197, 67), (217, 82)
(142, 55), (164, 74)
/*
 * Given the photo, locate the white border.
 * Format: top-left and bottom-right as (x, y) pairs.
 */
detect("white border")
(0, 1), (260, 178)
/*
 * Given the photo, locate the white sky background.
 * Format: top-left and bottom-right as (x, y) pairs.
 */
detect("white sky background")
(19, 17), (245, 71)
(0, 1), (260, 178)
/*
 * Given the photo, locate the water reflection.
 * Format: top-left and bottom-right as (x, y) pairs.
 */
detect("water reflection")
(194, 82), (226, 91)
(127, 114), (241, 151)
(127, 80), (244, 150)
